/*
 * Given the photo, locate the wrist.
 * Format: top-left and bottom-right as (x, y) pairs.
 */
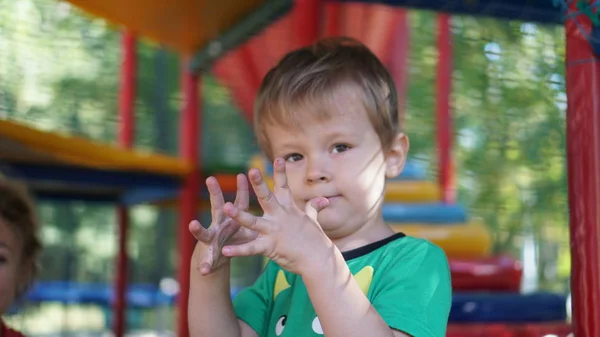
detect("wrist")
(191, 240), (208, 261)
(191, 242), (231, 276)
(298, 236), (340, 279)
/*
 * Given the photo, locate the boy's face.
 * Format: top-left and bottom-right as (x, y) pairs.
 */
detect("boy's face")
(0, 218), (19, 315)
(264, 90), (406, 243)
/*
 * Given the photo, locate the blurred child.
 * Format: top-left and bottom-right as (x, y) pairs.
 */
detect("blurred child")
(0, 179), (42, 337)
(188, 37), (452, 337)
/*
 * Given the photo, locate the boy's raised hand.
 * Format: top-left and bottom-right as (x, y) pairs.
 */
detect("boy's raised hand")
(189, 174), (259, 275)
(221, 158), (333, 275)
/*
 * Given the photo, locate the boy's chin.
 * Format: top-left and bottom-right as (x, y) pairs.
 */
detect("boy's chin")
(316, 210), (346, 231)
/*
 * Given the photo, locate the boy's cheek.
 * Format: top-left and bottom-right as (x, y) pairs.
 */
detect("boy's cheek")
(294, 199), (308, 211)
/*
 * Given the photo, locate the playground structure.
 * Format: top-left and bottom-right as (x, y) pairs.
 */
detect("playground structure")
(385, 169), (571, 336)
(0, 1), (599, 337)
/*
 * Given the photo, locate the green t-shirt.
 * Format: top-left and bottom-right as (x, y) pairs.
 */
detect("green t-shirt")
(233, 233), (452, 337)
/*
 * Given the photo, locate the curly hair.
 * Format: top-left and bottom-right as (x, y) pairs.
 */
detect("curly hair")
(0, 178), (42, 298)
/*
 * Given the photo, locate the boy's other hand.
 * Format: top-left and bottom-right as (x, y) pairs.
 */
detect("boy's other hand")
(220, 158), (334, 275)
(189, 174), (258, 275)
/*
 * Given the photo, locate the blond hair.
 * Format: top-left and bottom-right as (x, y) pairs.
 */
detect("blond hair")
(254, 36), (400, 160)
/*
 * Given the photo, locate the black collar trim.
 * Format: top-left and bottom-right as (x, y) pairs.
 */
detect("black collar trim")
(341, 232), (406, 261)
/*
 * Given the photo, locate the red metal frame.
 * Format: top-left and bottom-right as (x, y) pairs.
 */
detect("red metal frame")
(114, 30), (136, 337)
(177, 59), (201, 337)
(565, 3), (600, 336)
(436, 13), (455, 204)
(113, 33), (202, 337)
(118, 32), (136, 148)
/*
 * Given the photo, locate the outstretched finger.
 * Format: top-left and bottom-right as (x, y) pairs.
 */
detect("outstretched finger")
(189, 220), (213, 243)
(305, 197), (330, 222)
(223, 202), (271, 234)
(233, 174), (250, 211)
(222, 240), (267, 258)
(248, 168), (280, 214)
(206, 176), (225, 224)
(272, 158), (293, 205)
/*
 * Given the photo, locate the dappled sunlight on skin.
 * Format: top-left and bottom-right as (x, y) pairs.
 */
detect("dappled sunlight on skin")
(326, 147), (390, 250)
(360, 148), (388, 215)
(261, 82), (407, 253)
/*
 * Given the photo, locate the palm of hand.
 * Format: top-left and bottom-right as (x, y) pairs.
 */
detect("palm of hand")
(219, 159), (332, 275)
(202, 216), (258, 272)
(189, 174), (258, 275)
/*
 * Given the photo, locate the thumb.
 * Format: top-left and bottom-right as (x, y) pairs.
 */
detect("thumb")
(189, 220), (212, 243)
(305, 197), (330, 222)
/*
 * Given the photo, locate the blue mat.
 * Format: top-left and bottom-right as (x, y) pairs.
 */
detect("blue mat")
(450, 292), (568, 323)
(382, 203), (467, 223)
(18, 281), (245, 310)
(24, 282), (173, 307)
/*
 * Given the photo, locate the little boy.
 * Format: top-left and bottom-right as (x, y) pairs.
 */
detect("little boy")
(189, 37), (451, 337)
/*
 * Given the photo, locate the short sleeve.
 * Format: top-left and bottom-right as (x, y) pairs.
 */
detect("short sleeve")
(371, 240), (452, 337)
(233, 260), (279, 336)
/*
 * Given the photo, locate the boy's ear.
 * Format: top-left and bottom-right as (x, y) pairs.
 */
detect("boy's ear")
(385, 133), (409, 179)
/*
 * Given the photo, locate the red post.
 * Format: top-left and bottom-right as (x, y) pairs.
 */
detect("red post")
(115, 31), (136, 337)
(322, 1), (341, 37)
(119, 32), (136, 148)
(436, 14), (455, 204)
(294, 0), (321, 46)
(178, 59), (200, 337)
(565, 4), (600, 336)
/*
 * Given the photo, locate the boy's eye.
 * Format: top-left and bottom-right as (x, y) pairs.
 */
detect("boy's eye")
(332, 144), (351, 153)
(285, 153), (303, 162)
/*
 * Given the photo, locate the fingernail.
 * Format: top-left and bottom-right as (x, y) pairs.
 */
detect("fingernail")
(223, 247), (231, 255)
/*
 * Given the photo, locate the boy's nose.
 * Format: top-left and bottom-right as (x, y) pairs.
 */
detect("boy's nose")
(306, 174), (329, 183)
(305, 157), (331, 183)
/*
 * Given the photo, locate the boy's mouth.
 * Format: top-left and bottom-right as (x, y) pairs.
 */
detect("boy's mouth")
(305, 195), (341, 203)
(325, 195), (341, 201)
